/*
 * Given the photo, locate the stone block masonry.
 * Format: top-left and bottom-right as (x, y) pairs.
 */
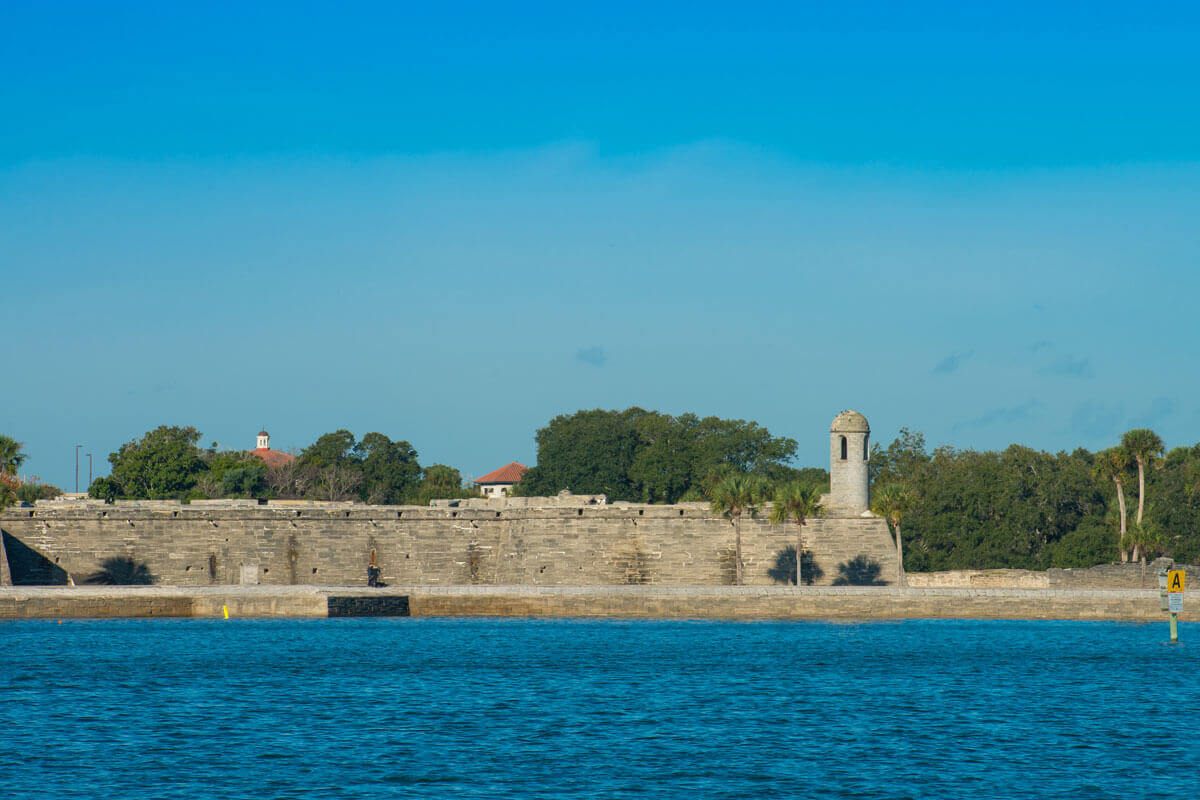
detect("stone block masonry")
(0, 501), (898, 588)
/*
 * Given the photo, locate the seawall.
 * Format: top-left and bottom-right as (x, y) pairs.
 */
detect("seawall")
(0, 585), (1176, 621)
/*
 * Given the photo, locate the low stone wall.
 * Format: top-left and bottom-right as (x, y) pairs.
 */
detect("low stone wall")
(906, 570), (1050, 589)
(905, 562), (1199, 591)
(0, 585), (1173, 622)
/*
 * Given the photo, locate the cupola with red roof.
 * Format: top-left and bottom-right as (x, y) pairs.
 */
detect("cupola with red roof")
(248, 430), (296, 469)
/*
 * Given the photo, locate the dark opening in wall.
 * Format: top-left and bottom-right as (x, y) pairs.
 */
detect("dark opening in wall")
(840, 436), (847, 460)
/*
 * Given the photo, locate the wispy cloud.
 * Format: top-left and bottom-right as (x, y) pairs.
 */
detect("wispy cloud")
(933, 350), (974, 375)
(953, 399), (1045, 432)
(1068, 401), (1125, 439)
(1064, 397), (1175, 442)
(1131, 396), (1174, 427)
(1038, 355), (1094, 379)
(575, 346), (607, 367)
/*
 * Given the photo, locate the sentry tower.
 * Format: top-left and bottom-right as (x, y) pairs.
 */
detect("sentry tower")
(829, 410), (870, 515)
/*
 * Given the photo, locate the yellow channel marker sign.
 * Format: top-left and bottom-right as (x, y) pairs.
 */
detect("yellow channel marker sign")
(1168, 570), (1185, 593)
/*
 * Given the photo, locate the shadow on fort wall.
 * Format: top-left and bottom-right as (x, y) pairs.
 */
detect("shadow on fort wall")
(83, 556), (155, 585)
(767, 546), (825, 586)
(832, 555), (888, 586)
(2, 530), (69, 585)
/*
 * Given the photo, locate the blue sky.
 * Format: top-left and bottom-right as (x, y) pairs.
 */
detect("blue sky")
(3, 2), (1200, 488)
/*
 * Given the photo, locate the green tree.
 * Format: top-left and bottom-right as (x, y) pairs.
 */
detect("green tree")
(870, 483), (915, 586)
(1120, 428), (1165, 537)
(869, 427), (929, 486)
(520, 408), (799, 502)
(220, 465), (267, 498)
(15, 481), (63, 504)
(1148, 445), (1200, 563)
(88, 475), (121, 502)
(519, 409), (646, 500)
(1092, 447), (1132, 561)
(629, 412), (695, 502)
(107, 426), (205, 499)
(687, 415), (798, 482)
(1126, 516), (1167, 575)
(300, 429), (359, 469)
(711, 474), (768, 585)
(896, 443), (1107, 571)
(770, 482), (824, 586)
(0, 435), (27, 476)
(423, 464), (463, 490)
(407, 464), (477, 506)
(355, 432), (420, 504)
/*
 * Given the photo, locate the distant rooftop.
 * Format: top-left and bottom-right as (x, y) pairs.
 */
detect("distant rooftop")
(474, 462), (529, 484)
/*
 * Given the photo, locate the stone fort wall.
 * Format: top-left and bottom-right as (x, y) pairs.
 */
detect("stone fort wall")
(0, 499), (896, 588)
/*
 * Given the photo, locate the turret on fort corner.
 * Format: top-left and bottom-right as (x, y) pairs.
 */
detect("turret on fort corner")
(829, 410), (870, 515)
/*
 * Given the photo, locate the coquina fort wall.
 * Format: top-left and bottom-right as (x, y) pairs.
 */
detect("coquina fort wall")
(1, 409), (906, 588)
(0, 497), (896, 588)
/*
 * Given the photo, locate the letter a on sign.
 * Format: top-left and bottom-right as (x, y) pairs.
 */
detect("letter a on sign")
(1168, 570), (1185, 592)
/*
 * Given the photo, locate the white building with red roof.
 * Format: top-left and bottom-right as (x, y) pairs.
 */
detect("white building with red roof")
(248, 430), (296, 469)
(474, 461), (528, 497)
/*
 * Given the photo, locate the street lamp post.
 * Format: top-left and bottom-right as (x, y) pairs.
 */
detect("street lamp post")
(75, 445), (82, 493)
(87, 453), (93, 490)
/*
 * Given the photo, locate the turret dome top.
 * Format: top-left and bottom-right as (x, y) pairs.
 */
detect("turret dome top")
(830, 410), (869, 433)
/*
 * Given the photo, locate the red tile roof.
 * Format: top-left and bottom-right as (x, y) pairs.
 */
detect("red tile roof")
(474, 462), (528, 484)
(248, 448), (296, 468)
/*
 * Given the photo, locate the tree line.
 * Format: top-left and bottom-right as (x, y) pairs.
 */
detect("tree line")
(7, 412), (1198, 574)
(868, 427), (1200, 573)
(83, 426), (476, 505)
(513, 408), (828, 502)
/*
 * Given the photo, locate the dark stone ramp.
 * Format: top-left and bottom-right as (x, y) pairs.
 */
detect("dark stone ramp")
(2, 531), (69, 585)
(327, 595), (411, 617)
(0, 529), (10, 586)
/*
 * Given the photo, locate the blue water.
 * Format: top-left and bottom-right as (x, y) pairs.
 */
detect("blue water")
(1, 619), (1197, 799)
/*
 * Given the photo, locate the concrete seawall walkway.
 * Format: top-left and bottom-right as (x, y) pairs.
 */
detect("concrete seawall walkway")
(0, 585), (1176, 621)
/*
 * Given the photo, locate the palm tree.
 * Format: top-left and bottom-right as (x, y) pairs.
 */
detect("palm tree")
(1126, 515), (1166, 581)
(0, 435), (26, 476)
(1092, 447), (1132, 562)
(870, 483), (914, 586)
(1121, 428), (1165, 530)
(770, 482), (823, 586)
(711, 474), (767, 585)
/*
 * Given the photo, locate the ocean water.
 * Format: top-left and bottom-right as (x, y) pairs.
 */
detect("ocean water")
(1, 618), (1197, 799)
